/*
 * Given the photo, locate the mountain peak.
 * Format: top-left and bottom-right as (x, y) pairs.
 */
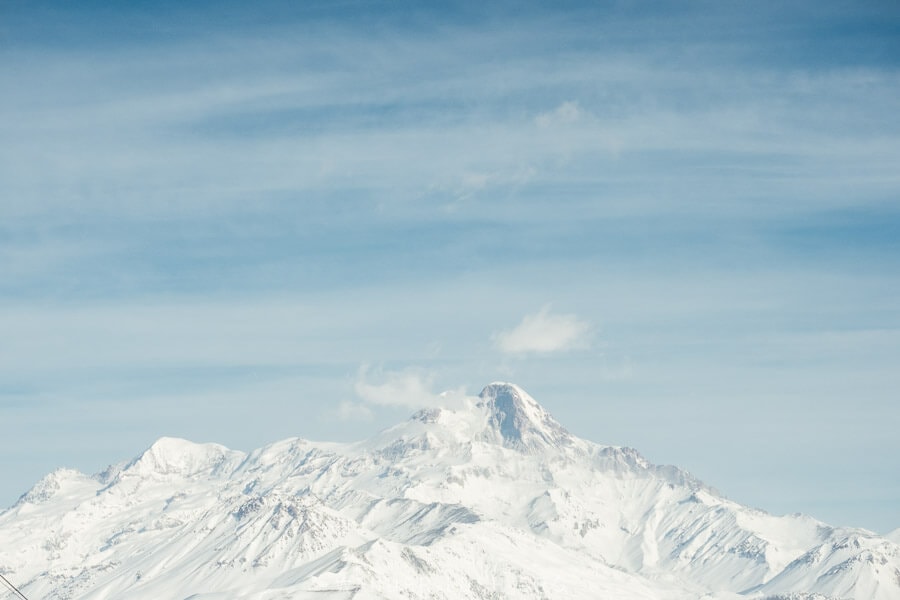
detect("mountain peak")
(477, 382), (571, 451)
(123, 437), (244, 478)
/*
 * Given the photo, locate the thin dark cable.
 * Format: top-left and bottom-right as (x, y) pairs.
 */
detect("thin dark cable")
(0, 573), (29, 600)
(0, 575), (25, 600)
(0, 576), (17, 597)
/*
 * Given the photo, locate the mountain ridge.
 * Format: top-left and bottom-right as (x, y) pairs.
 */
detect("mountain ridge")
(2, 383), (898, 600)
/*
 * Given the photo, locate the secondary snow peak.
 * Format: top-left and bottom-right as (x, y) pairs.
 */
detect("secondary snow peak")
(477, 382), (571, 451)
(123, 437), (244, 479)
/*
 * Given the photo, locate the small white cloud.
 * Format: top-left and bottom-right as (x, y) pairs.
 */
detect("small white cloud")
(354, 365), (467, 410)
(535, 101), (583, 128)
(493, 306), (591, 354)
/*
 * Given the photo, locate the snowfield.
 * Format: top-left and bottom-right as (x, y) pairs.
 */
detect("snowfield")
(1, 383), (898, 600)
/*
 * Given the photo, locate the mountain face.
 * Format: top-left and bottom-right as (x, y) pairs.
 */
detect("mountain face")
(1, 383), (898, 600)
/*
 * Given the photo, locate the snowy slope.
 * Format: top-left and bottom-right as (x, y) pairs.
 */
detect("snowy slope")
(1, 383), (897, 600)
(888, 528), (900, 545)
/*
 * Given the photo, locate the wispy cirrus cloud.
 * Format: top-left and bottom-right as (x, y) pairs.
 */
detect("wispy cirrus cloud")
(3, 21), (898, 227)
(493, 306), (591, 355)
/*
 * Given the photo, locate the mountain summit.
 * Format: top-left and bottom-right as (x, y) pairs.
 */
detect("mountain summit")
(2, 383), (898, 600)
(477, 382), (571, 451)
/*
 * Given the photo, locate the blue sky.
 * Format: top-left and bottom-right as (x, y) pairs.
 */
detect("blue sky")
(1, 1), (899, 532)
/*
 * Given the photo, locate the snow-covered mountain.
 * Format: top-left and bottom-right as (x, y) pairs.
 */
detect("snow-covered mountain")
(1, 383), (898, 600)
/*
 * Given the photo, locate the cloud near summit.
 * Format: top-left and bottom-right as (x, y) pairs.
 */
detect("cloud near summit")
(353, 365), (468, 411)
(493, 306), (591, 355)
